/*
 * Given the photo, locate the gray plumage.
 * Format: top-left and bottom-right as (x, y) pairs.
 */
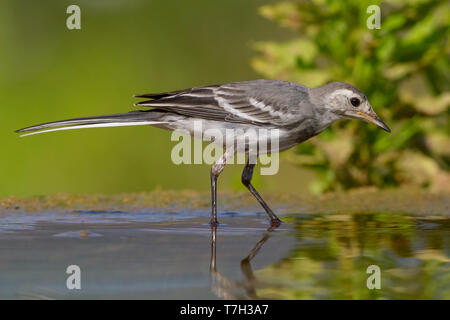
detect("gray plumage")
(16, 79), (390, 226)
(17, 79), (388, 139)
(135, 80), (312, 126)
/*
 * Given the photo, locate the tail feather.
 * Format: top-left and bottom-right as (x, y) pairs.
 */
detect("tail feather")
(16, 110), (167, 137)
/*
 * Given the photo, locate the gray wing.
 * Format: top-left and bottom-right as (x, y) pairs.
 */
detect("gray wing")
(134, 80), (312, 126)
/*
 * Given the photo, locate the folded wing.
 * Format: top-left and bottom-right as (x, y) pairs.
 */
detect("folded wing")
(134, 80), (310, 126)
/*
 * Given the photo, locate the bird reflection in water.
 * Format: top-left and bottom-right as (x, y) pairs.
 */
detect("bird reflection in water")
(209, 224), (278, 299)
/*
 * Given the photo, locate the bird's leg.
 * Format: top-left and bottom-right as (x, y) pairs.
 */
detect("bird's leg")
(210, 148), (234, 226)
(210, 224), (217, 273)
(241, 158), (281, 226)
(240, 224), (279, 298)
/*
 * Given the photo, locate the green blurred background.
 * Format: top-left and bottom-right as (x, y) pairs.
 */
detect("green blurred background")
(1, 0), (448, 198)
(0, 0), (312, 197)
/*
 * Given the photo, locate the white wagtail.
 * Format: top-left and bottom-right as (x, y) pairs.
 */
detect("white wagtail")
(16, 79), (390, 226)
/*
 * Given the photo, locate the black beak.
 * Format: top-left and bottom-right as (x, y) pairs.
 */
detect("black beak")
(373, 115), (391, 133)
(357, 111), (391, 133)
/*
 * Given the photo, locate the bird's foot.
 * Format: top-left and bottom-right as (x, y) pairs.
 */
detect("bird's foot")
(270, 218), (282, 228)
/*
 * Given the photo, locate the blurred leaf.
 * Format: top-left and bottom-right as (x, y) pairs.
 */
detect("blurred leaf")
(426, 132), (450, 157)
(413, 93), (450, 115)
(381, 14), (407, 33)
(395, 151), (440, 186)
(402, 13), (435, 46)
(259, 2), (300, 30)
(399, 74), (450, 115)
(314, 132), (354, 168)
(384, 62), (419, 80)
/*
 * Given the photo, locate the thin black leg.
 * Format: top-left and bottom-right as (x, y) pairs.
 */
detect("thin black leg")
(241, 158), (281, 226)
(210, 170), (218, 226)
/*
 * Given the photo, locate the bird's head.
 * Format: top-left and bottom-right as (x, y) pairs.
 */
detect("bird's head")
(314, 82), (390, 132)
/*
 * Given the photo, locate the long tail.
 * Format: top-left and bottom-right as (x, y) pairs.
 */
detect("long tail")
(16, 110), (167, 137)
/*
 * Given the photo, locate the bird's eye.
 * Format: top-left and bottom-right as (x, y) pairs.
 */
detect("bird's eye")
(350, 97), (360, 107)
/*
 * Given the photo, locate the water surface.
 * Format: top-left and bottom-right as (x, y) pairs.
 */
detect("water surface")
(0, 208), (448, 299)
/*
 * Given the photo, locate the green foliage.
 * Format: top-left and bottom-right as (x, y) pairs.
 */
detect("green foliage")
(253, 0), (449, 193)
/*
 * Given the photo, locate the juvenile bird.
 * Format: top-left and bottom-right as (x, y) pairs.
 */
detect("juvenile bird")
(16, 80), (390, 226)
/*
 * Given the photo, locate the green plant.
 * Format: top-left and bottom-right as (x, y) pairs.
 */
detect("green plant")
(253, 0), (449, 193)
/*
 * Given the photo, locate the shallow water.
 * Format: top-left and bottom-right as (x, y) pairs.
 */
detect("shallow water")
(0, 209), (449, 299)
